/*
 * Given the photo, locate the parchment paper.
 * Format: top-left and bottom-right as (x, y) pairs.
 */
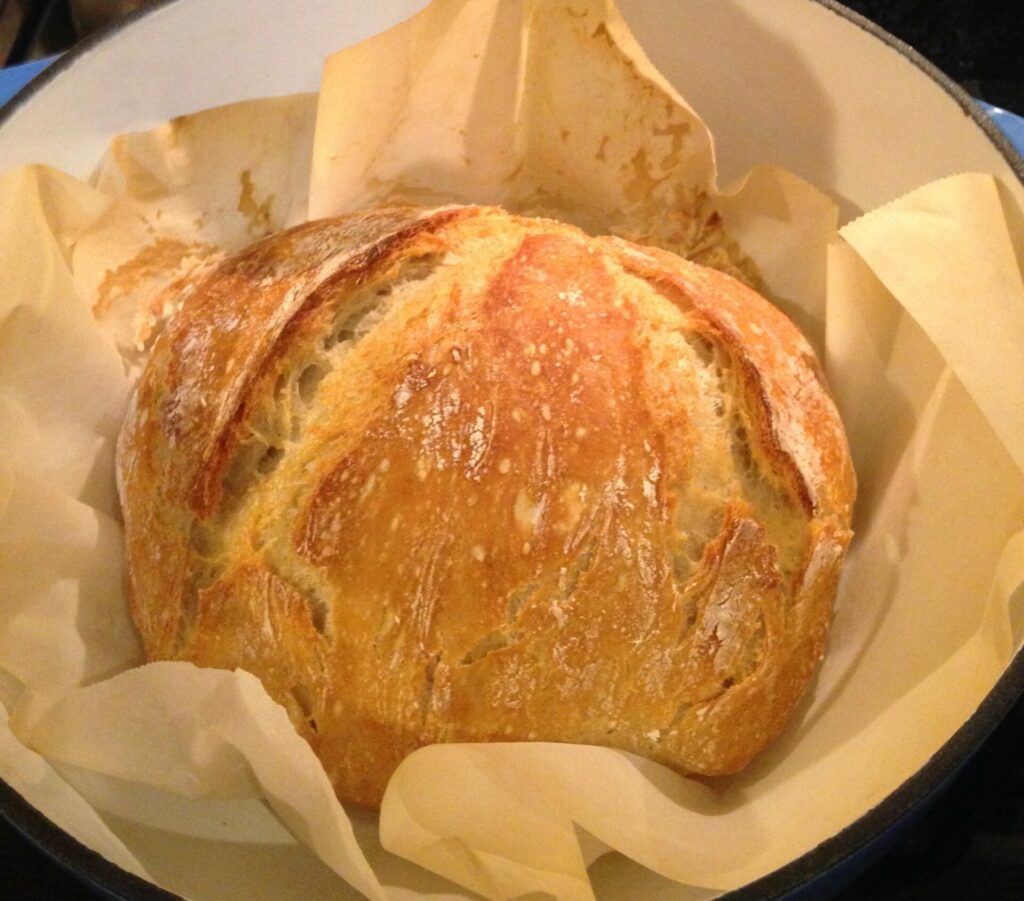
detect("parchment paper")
(310, 0), (837, 340)
(1, 0), (1023, 899)
(74, 94), (317, 370)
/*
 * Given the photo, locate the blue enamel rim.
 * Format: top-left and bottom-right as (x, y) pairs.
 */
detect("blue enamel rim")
(1, 2), (1022, 898)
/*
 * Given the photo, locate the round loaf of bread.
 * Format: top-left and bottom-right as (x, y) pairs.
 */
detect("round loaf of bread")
(117, 206), (855, 808)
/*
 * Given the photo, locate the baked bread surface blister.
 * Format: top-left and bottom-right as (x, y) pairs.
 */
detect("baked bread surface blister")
(117, 205), (855, 808)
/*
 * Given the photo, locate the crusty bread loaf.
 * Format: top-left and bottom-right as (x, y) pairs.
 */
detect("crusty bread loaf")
(117, 206), (855, 808)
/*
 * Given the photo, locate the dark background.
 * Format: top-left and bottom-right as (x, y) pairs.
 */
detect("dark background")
(1, 1), (1023, 899)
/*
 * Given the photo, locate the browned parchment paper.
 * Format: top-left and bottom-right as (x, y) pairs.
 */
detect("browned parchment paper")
(75, 94), (317, 370)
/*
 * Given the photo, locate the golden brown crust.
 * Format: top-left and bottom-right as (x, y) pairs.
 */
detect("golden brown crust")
(118, 206), (855, 808)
